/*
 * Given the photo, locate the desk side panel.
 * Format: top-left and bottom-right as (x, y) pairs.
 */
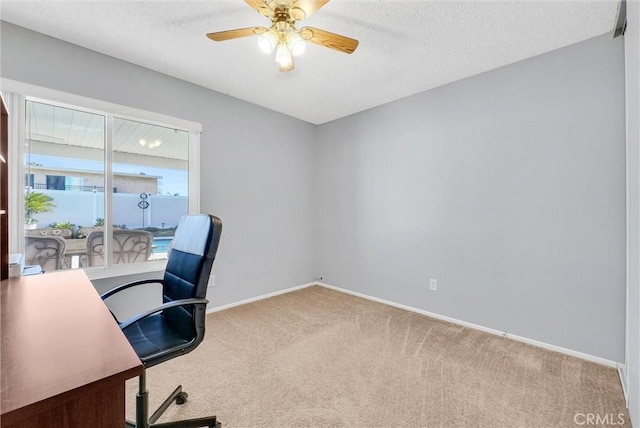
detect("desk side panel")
(1, 380), (125, 428)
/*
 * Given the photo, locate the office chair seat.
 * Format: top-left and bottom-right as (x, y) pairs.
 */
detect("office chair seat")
(124, 314), (190, 364)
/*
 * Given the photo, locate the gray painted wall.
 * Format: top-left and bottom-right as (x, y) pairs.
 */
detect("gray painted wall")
(315, 34), (626, 362)
(0, 22), (628, 366)
(625, 0), (640, 424)
(0, 22), (316, 310)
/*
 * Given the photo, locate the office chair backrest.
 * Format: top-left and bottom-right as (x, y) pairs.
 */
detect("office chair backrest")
(86, 230), (153, 266)
(162, 214), (222, 346)
(26, 236), (66, 271)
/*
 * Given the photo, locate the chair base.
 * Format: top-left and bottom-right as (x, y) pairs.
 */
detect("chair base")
(126, 372), (220, 428)
(126, 418), (220, 428)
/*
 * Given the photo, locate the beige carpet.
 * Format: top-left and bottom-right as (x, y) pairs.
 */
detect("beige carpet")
(126, 286), (629, 427)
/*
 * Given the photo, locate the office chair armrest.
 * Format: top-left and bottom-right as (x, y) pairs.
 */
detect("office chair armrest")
(119, 297), (209, 330)
(100, 278), (165, 300)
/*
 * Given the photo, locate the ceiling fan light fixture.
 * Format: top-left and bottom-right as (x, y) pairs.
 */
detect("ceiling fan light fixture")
(275, 43), (293, 68)
(258, 30), (278, 54)
(207, 0), (359, 72)
(286, 31), (306, 57)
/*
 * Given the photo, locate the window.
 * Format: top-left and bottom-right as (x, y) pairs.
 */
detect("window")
(25, 173), (34, 188)
(64, 176), (85, 192)
(19, 95), (200, 278)
(46, 175), (66, 190)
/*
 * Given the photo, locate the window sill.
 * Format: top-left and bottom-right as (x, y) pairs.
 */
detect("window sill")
(84, 259), (167, 281)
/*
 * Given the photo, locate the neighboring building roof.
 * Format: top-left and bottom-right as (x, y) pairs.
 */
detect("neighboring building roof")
(28, 165), (163, 180)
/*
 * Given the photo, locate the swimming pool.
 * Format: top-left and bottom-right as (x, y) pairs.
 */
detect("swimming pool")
(153, 237), (174, 253)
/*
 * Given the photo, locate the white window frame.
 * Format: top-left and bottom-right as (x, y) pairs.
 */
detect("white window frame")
(2, 78), (201, 280)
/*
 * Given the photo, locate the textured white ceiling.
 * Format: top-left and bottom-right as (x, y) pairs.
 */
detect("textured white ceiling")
(0, 0), (621, 124)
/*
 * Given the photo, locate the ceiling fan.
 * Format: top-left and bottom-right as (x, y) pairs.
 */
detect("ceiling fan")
(206, 0), (359, 72)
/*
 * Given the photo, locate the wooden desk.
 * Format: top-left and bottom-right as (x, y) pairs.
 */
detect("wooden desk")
(0, 270), (143, 427)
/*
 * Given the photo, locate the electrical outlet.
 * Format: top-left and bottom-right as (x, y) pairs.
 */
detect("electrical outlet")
(208, 274), (215, 287)
(429, 278), (438, 291)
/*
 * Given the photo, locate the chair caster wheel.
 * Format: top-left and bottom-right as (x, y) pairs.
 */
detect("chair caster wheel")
(175, 391), (188, 405)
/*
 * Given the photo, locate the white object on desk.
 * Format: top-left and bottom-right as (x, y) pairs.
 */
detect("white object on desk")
(8, 253), (23, 277)
(22, 265), (42, 276)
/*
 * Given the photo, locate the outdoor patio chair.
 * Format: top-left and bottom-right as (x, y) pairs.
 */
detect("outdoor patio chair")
(86, 230), (153, 266)
(25, 235), (67, 272)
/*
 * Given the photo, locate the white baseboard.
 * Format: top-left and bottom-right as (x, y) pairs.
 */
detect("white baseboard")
(618, 364), (629, 405)
(206, 282), (315, 314)
(316, 282), (620, 369)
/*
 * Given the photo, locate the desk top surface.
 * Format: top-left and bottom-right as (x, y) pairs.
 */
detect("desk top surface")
(0, 270), (143, 417)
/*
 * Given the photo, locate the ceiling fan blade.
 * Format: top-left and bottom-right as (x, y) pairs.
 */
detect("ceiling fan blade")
(244, 0), (274, 17)
(206, 27), (268, 42)
(290, 0), (330, 21)
(299, 27), (359, 54)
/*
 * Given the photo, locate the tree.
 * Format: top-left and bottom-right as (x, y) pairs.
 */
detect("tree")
(25, 191), (55, 225)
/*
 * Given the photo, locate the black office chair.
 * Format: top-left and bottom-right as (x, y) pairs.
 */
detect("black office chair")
(101, 214), (222, 428)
